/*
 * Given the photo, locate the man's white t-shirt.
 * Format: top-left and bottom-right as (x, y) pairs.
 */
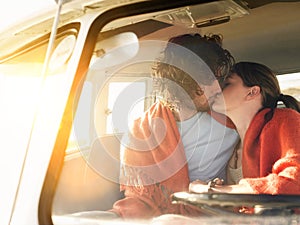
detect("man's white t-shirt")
(176, 111), (239, 182)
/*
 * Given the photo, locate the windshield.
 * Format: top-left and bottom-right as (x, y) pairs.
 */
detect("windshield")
(2, 0), (300, 224)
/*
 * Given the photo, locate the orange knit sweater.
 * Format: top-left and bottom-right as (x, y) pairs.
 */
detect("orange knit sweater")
(240, 108), (300, 194)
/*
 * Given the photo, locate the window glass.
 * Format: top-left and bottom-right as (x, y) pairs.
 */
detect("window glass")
(0, 27), (78, 223)
(0, 62), (70, 223)
(67, 82), (92, 153)
(107, 81), (146, 134)
(0, 71), (41, 223)
(53, 29), (157, 215)
(277, 73), (300, 101)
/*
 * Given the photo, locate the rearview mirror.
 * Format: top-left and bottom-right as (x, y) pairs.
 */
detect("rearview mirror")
(91, 32), (139, 70)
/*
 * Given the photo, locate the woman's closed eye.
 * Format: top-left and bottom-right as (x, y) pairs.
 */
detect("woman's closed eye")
(221, 81), (230, 89)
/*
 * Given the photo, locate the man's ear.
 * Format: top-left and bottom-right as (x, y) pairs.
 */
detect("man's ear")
(246, 86), (261, 100)
(195, 87), (204, 96)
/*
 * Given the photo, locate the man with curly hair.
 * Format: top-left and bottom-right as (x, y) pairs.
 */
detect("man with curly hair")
(110, 33), (239, 219)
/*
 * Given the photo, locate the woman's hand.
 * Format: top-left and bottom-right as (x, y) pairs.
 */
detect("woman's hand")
(188, 180), (210, 193)
(189, 181), (233, 193)
(189, 179), (255, 194)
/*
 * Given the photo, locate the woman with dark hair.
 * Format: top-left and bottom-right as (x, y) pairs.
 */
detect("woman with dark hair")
(190, 61), (300, 195)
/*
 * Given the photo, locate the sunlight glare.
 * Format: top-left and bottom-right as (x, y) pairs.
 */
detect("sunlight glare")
(0, 0), (56, 32)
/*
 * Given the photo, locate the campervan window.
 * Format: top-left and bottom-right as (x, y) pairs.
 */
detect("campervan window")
(278, 73), (300, 101)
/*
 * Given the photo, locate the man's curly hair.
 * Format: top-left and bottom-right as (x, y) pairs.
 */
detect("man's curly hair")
(152, 33), (235, 111)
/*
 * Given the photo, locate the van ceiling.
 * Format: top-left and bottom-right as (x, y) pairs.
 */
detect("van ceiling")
(243, 0), (300, 8)
(201, 1), (300, 74)
(140, 0), (300, 75)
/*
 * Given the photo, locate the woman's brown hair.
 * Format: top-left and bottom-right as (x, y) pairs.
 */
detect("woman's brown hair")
(231, 61), (300, 121)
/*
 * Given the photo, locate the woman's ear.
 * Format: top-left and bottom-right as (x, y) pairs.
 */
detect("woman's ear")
(246, 86), (261, 100)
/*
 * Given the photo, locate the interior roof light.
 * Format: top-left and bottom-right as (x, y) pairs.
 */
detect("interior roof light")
(154, 0), (249, 28)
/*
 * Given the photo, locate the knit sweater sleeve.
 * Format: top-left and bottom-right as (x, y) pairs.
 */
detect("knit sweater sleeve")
(110, 102), (199, 218)
(240, 109), (300, 195)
